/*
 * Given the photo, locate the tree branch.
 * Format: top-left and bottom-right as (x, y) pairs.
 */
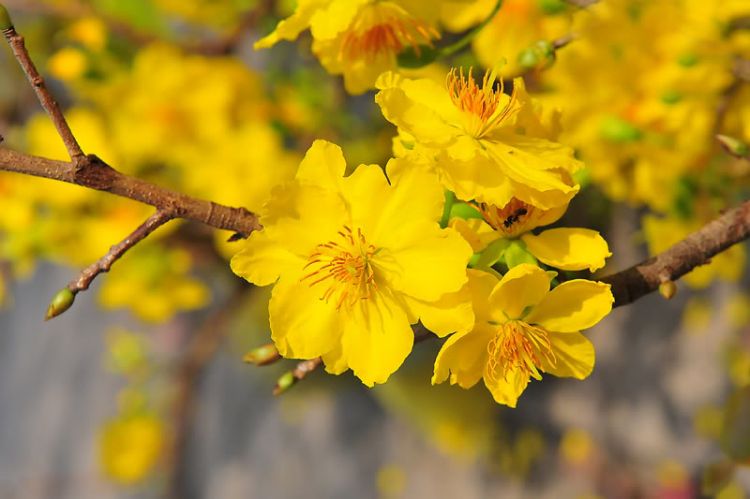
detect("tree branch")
(67, 209), (173, 294)
(2, 25), (85, 164)
(0, 148), (262, 236)
(601, 200), (750, 308)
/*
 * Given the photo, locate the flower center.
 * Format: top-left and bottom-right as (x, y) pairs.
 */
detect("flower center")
(476, 197), (536, 238)
(447, 67), (522, 139)
(338, 2), (440, 62)
(486, 321), (556, 383)
(301, 226), (378, 310)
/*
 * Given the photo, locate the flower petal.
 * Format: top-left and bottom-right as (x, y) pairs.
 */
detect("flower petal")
(488, 264), (550, 320)
(354, 158), (445, 247)
(483, 365), (529, 408)
(295, 139), (347, 193)
(269, 275), (344, 359)
(525, 280), (613, 333)
(341, 290), (414, 386)
(374, 225), (472, 302)
(375, 79), (459, 144)
(543, 331), (595, 379)
(432, 322), (497, 388)
(309, 0), (365, 40)
(254, 0), (329, 49)
(449, 218), (500, 253)
(521, 228), (612, 272)
(467, 268), (501, 324)
(230, 230), (302, 286)
(404, 283), (474, 338)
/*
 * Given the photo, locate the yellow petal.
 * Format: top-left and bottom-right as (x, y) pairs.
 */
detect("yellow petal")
(352, 158), (444, 247)
(543, 331), (595, 379)
(341, 290), (414, 386)
(229, 230), (302, 286)
(375, 84), (458, 145)
(295, 139), (347, 193)
(521, 228), (612, 272)
(375, 225), (472, 302)
(449, 218), (500, 253)
(483, 365), (529, 408)
(432, 322), (497, 388)
(254, 0), (329, 49)
(269, 275), (344, 359)
(467, 268), (501, 324)
(488, 264), (550, 320)
(404, 283), (474, 338)
(435, 148), (516, 206)
(309, 0), (365, 40)
(322, 342), (349, 375)
(525, 280), (613, 333)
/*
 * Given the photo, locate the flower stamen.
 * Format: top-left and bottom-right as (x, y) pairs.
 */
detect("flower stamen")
(447, 67), (522, 139)
(338, 3), (440, 63)
(486, 321), (557, 383)
(476, 198), (536, 237)
(301, 226), (378, 310)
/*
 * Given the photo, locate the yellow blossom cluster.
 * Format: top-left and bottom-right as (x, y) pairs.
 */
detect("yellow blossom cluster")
(232, 57), (615, 406)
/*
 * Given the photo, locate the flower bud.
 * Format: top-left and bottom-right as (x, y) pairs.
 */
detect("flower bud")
(243, 343), (281, 366)
(659, 280), (677, 300)
(272, 371), (296, 396)
(0, 3), (12, 31)
(517, 47), (541, 68)
(716, 134), (749, 158)
(45, 288), (75, 321)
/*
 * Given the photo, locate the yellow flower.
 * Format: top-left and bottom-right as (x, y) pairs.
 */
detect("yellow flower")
(376, 69), (581, 209)
(452, 197), (611, 272)
(98, 414), (164, 484)
(255, 0), (441, 94)
(433, 265), (613, 407)
(231, 140), (474, 386)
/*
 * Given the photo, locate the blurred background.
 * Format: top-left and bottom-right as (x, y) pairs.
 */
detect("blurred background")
(1, 0), (750, 497)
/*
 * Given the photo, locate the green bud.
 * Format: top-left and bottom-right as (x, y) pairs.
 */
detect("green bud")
(660, 90), (682, 105)
(537, 0), (566, 14)
(273, 371), (296, 396)
(243, 343), (281, 366)
(45, 288), (75, 321)
(717, 134), (749, 158)
(504, 240), (538, 269)
(599, 115), (643, 143)
(0, 3), (12, 30)
(677, 53), (699, 67)
(397, 45), (439, 69)
(517, 47), (541, 68)
(534, 40), (555, 58)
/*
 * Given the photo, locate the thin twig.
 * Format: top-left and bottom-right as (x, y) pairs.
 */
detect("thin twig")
(601, 200), (750, 308)
(553, 32), (577, 50)
(67, 209), (173, 294)
(2, 26), (85, 165)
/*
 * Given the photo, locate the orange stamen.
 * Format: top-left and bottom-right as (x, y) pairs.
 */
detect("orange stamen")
(486, 321), (557, 383)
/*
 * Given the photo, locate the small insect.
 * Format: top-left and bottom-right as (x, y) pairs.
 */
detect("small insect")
(503, 208), (528, 228)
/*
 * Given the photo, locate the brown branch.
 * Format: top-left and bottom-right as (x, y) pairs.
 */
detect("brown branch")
(67, 209), (173, 294)
(601, 200), (750, 308)
(2, 26), (85, 164)
(0, 149), (262, 236)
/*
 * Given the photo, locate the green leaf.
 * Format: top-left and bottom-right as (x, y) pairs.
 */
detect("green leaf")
(504, 240), (538, 269)
(0, 3), (13, 30)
